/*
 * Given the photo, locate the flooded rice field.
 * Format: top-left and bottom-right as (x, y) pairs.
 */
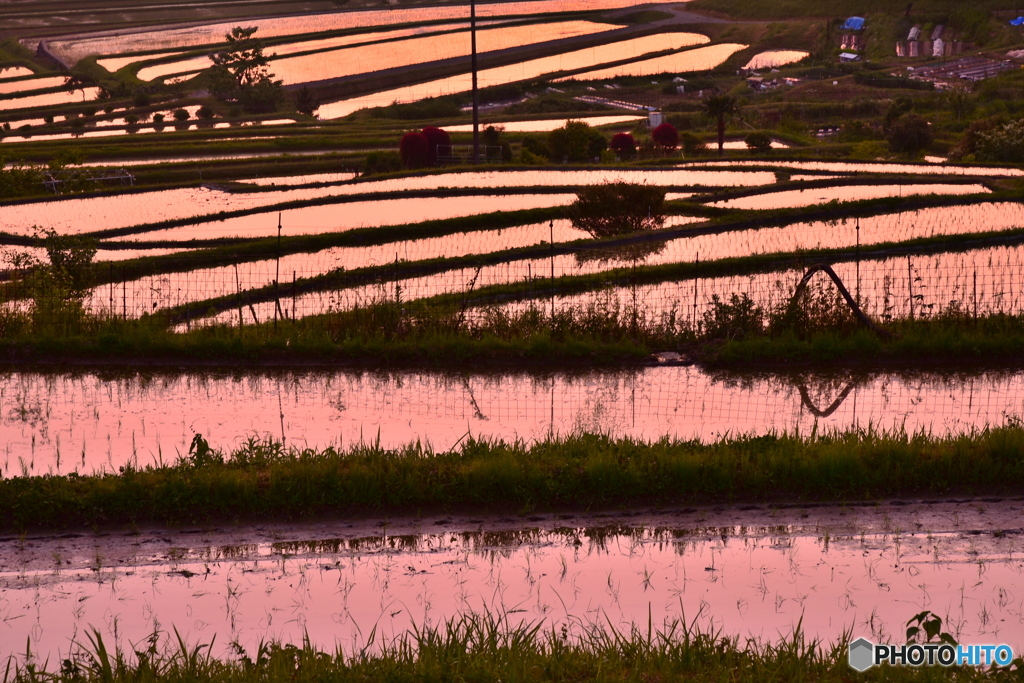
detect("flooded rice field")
(0, 87), (101, 112)
(445, 114), (645, 132)
(105, 193), (576, 242)
(130, 20), (512, 81)
(0, 66), (34, 80)
(152, 201), (1017, 324)
(698, 159), (1024, 177)
(741, 50), (810, 70)
(0, 76), (67, 95)
(3, 500), (1023, 662)
(513, 241), (1024, 327)
(0, 168), (770, 236)
(558, 43), (746, 81)
(713, 183), (990, 210)
(316, 32), (712, 118)
(3, 367), (1024, 477)
(89, 219), (598, 313)
(46, 0), (654, 64)
(136, 20), (617, 86)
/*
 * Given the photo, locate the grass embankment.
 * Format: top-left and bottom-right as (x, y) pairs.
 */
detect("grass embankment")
(6, 614), (1018, 683)
(699, 314), (1024, 367)
(5, 426), (1024, 530)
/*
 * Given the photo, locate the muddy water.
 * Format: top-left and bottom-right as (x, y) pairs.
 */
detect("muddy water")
(3, 367), (1024, 478)
(713, 184), (990, 210)
(2, 501), (1023, 663)
(49, 0), (654, 64)
(316, 32), (710, 118)
(557, 42), (746, 80)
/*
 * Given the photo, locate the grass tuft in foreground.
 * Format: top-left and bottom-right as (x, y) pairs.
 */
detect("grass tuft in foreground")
(6, 611), (1021, 683)
(5, 425), (1024, 530)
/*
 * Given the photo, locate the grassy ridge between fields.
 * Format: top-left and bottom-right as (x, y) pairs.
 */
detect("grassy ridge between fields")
(4, 427), (1024, 531)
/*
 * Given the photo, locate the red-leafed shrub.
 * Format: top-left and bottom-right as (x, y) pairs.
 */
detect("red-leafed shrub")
(652, 123), (679, 150)
(421, 126), (451, 166)
(610, 132), (636, 158)
(399, 131), (430, 168)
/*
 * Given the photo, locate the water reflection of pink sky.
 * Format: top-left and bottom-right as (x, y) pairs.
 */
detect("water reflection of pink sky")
(2, 368), (1024, 477)
(2, 503), (1021, 662)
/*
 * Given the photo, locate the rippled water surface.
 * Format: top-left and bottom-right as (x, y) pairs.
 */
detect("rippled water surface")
(3, 501), (1022, 663)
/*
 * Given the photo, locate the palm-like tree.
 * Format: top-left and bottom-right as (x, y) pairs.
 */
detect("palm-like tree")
(702, 94), (739, 156)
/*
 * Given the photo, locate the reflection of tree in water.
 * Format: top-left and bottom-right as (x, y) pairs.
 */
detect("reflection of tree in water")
(573, 240), (666, 266)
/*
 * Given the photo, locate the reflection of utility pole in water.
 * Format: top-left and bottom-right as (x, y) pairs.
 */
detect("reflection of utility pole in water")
(278, 381), (286, 448)
(855, 218), (860, 304)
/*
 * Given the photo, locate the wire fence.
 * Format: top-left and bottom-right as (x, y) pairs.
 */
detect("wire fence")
(4, 201), (1024, 330)
(6, 367), (1024, 476)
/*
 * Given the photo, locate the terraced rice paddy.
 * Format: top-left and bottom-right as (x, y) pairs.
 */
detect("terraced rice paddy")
(440, 114), (646, 132)
(0, 75), (67, 95)
(45, 0), (654, 64)
(0, 168), (769, 236)
(712, 183), (989, 209)
(135, 20), (614, 84)
(316, 32), (712, 117)
(556, 43), (747, 81)
(741, 50), (810, 70)
(0, 87), (101, 111)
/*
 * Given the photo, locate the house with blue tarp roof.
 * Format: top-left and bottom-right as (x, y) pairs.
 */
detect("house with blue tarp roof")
(842, 17), (866, 31)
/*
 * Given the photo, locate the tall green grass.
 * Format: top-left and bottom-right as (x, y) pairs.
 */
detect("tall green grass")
(4, 611), (1019, 683)
(4, 424), (1024, 530)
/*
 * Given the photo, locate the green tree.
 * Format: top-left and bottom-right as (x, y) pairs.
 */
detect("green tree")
(886, 113), (933, 155)
(295, 86), (319, 117)
(6, 229), (98, 333)
(209, 27), (283, 112)
(702, 94), (739, 156)
(547, 120), (606, 163)
(973, 119), (1024, 163)
(945, 89), (975, 122)
(567, 181), (666, 238)
(212, 27), (271, 88)
(744, 131), (772, 153)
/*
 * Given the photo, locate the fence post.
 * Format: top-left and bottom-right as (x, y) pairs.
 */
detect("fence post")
(907, 255), (914, 321)
(973, 269), (978, 321)
(293, 270), (297, 321)
(549, 220), (555, 325)
(693, 252), (699, 332)
(122, 268), (126, 321)
(274, 212), (282, 332)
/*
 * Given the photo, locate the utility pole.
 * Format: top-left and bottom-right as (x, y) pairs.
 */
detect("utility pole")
(471, 0), (480, 164)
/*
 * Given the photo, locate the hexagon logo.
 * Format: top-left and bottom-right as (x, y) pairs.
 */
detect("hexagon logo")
(849, 637), (875, 672)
